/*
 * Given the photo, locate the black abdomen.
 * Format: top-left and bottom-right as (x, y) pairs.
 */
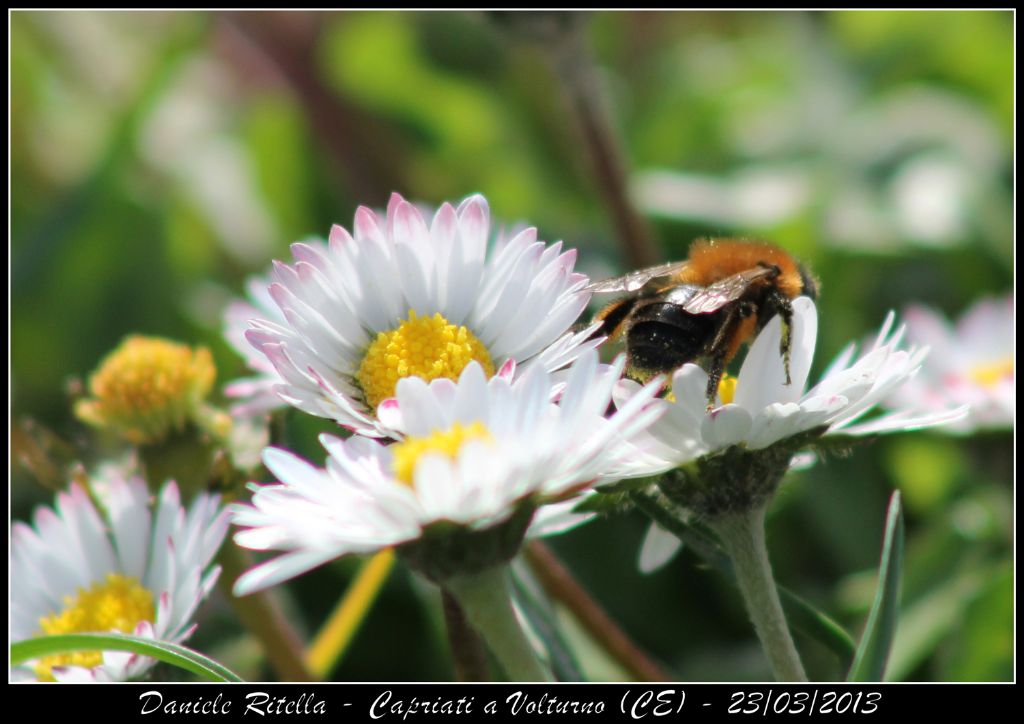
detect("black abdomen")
(626, 301), (718, 379)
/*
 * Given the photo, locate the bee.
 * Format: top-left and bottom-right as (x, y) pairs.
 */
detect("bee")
(586, 239), (819, 407)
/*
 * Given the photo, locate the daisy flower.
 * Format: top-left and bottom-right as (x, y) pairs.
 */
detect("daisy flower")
(242, 192), (598, 439)
(608, 299), (964, 681)
(883, 294), (1013, 433)
(624, 297), (967, 570)
(230, 350), (665, 593)
(11, 475), (228, 682)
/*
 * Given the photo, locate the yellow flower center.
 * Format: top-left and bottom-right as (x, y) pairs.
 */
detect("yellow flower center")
(33, 573), (155, 681)
(965, 357), (1013, 389)
(74, 335), (216, 444)
(391, 421), (493, 486)
(356, 311), (495, 409)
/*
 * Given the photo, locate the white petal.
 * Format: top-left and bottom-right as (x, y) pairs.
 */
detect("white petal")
(233, 549), (346, 596)
(700, 404), (753, 450)
(639, 523), (683, 574)
(106, 476), (152, 580)
(528, 497), (596, 538)
(735, 297), (817, 410)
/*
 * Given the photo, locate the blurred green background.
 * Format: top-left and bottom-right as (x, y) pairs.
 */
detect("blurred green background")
(11, 10), (1013, 682)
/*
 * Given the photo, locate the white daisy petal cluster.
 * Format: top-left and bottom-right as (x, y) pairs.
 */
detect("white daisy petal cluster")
(11, 475), (228, 682)
(883, 294), (1013, 433)
(231, 351), (666, 594)
(241, 193), (597, 439)
(619, 297), (967, 472)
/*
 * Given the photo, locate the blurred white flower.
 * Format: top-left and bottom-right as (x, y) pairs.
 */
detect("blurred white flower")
(230, 351), (665, 594)
(241, 193), (598, 439)
(11, 476), (228, 682)
(883, 294), (1013, 433)
(140, 57), (277, 266)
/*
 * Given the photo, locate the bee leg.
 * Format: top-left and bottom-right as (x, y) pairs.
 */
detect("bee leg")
(770, 291), (795, 385)
(704, 352), (728, 410)
(703, 302), (756, 408)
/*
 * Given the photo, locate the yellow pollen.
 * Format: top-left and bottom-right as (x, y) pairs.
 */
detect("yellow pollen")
(391, 421), (493, 486)
(965, 357), (1013, 388)
(357, 311), (494, 409)
(33, 573), (155, 681)
(74, 335), (216, 444)
(717, 374), (738, 405)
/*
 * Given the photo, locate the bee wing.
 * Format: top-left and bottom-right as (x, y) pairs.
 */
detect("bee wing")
(585, 261), (690, 294)
(680, 267), (777, 314)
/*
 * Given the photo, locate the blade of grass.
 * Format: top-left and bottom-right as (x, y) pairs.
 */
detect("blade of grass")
(848, 491), (905, 681)
(510, 565), (585, 682)
(11, 632), (243, 682)
(305, 549), (396, 678)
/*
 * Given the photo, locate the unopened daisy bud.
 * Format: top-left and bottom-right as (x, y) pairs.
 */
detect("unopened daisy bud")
(75, 336), (221, 445)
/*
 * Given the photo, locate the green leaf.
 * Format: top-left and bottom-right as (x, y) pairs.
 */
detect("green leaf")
(10, 633), (244, 683)
(885, 565), (984, 681)
(510, 570), (585, 682)
(848, 491), (905, 681)
(777, 586), (857, 669)
(571, 477), (664, 517)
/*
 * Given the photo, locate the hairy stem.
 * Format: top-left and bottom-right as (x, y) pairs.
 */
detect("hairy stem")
(709, 505), (808, 682)
(444, 565), (551, 682)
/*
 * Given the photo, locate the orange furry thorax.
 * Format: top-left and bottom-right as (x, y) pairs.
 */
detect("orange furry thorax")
(677, 239), (804, 298)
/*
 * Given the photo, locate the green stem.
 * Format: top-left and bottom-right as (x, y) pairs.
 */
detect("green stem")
(709, 505), (808, 682)
(441, 589), (492, 681)
(444, 565), (552, 682)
